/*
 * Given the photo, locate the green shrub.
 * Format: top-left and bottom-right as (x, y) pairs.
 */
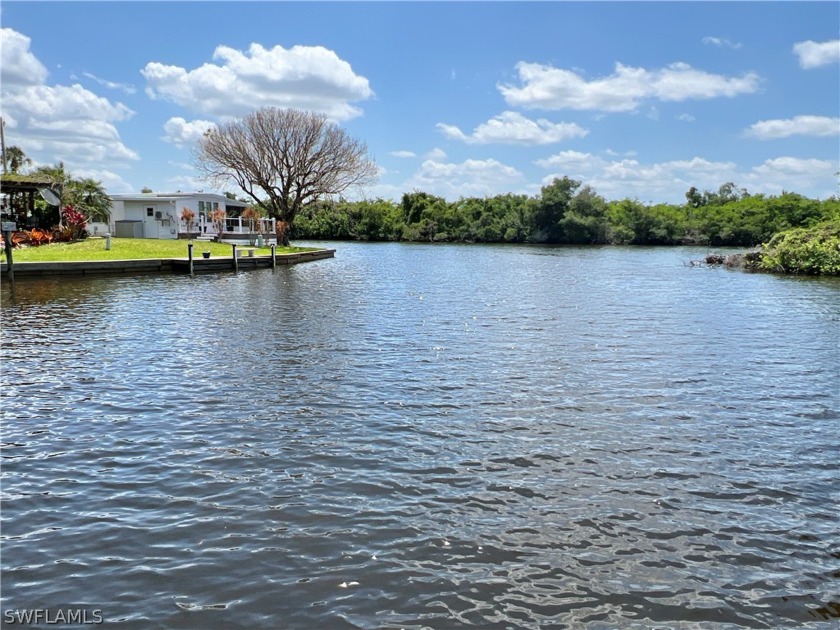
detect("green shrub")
(759, 221), (840, 275)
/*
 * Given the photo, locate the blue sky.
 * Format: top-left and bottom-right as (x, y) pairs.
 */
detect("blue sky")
(2, 1), (838, 204)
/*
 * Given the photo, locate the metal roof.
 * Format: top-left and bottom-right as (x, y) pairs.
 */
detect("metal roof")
(110, 192), (240, 203)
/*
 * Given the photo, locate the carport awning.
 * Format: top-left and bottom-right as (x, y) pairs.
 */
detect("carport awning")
(0, 174), (61, 196)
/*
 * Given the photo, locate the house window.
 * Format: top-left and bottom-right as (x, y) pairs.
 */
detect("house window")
(198, 201), (206, 212)
(146, 207), (154, 217)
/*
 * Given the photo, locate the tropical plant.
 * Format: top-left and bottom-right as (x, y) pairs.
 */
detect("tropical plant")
(28, 162), (111, 225)
(58, 205), (87, 241)
(210, 209), (226, 241)
(180, 207), (196, 234)
(6, 228), (52, 248)
(65, 177), (111, 223)
(3, 146), (31, 173)
(241, 206), (261, 233)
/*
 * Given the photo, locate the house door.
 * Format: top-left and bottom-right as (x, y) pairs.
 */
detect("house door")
(144, 206), (157, 238)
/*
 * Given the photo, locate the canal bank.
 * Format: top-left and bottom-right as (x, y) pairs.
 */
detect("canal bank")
(0, 248), (335, 279)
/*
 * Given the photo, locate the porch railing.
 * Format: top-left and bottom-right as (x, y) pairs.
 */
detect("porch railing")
(180, 217), (276, 235)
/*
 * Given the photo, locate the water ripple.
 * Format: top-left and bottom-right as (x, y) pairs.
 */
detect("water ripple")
(2, 244), (838, 628)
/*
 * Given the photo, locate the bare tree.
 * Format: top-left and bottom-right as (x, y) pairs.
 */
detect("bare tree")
(194, 107), (378, 245)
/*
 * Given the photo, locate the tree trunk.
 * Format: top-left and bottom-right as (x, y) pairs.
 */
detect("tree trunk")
(276, 220), (290, 247)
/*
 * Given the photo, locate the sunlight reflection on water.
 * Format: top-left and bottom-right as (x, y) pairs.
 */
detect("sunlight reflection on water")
(2, 243), (838, 628)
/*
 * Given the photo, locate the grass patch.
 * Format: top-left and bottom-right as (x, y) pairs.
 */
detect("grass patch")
(3, 238), (317, 262)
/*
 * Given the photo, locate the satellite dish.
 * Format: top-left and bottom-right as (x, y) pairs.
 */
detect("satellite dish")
(38, 188), (60, 205)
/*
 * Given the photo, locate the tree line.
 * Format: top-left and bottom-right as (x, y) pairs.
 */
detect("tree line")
(291, 177), (840, 248)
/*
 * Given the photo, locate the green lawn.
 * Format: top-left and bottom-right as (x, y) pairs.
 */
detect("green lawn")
(2, 237), (316, 262)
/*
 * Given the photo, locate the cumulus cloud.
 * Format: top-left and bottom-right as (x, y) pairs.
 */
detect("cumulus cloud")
(437, 111), (588, 145)
(425, 147), (447, 160)
(793, 39), (840, 69)
(72, 168), (135, 194)
(533, 149), (838, 203)
(750, 156), (836, 178)
(404, 158), (525, 199)
(745, 115), (840, 139)
(745, 157), (838, 197)
(162, 117), (216, 147)
(0, 28), (138, 170)
(390, 150), (416, 158)
(498, 61), (761, 112)
(0, 28), (48, 88)
(142, 42), (373, 121)
(535, 151), (741, 203)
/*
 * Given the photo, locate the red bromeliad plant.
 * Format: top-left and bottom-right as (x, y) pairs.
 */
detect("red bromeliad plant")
(58, 205), (88, 241)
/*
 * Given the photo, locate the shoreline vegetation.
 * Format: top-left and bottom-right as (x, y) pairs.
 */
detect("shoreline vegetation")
(3, 178), (839, 276)
(700, 221), (840, 276)
(290, 179), (840, 275)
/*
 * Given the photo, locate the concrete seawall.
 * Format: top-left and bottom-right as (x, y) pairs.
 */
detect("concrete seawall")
(0, 249), (335, 279)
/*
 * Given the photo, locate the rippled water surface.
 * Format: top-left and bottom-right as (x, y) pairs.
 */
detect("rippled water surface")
(2, 243), (838, 629)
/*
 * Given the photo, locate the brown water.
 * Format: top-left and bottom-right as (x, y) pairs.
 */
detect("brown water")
(2, 243), (838, 628)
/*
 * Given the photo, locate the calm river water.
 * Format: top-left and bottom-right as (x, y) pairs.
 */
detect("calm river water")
(1, 243), (838, 629)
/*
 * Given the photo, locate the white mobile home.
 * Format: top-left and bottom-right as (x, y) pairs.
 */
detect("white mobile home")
(107, 192), (274, 240)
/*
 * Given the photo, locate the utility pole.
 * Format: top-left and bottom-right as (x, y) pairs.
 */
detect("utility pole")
(0, 117), (7, 174)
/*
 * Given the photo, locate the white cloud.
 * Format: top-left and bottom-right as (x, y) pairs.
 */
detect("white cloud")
(82, 72), (137, 95)
(702, 36), (742, 50)
(404, 158), (526, 199)
(498, 61), (761, 112)
(793, 39), (840, 69)
(534, 150), (601, 171)
(0, 28), (48, 89)
(745, 157), (838, 196)
(677, 113), (696, 123)
(164, 174), (209, 193)
(72, 168), (135, 194)
(425, 147), (447, 160)
(162, 117), (216, 147)
(745, 115), (839, 139)
(536, 151), (739, 203)
(2, 85), (138, 162)
(390, 150), (416, 158)
(750, 156), (835, 178)
(0, 28), (139, 173)
(437, 111), (588, 145)
(142, 42), (373, 121)
(533, 150), (838, 203)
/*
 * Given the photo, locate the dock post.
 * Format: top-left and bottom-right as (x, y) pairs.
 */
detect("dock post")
(188, 242), (194, 275)
(232, 243), (238, 272)
(2, 222), (16, 286)
(271, 244), (276, 269)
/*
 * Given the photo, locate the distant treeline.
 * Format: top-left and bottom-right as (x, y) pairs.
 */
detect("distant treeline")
(291, 177), (840, 248)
